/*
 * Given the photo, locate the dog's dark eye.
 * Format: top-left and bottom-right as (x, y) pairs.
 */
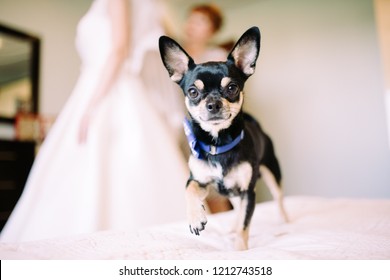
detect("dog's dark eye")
(226, 83), (239, 98)
(188, 87), (199, 99)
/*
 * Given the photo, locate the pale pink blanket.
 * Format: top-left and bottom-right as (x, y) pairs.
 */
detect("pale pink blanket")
(1, 196), (389, 259)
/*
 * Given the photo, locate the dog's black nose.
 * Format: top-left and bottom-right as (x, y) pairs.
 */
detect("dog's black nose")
(206, 100), (223, 114)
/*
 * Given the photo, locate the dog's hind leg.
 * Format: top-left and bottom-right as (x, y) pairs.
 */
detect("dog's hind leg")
(234, 190), (256, 250)
(259, 165), (289, 223)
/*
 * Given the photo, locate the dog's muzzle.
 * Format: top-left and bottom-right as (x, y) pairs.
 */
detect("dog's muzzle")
(206, 99), (223, 114)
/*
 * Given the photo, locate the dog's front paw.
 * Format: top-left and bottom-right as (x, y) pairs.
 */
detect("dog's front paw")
(187, 201), (207, 235)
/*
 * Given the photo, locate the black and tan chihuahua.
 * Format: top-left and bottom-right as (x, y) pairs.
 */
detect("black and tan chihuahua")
(159, 27), (288, 250)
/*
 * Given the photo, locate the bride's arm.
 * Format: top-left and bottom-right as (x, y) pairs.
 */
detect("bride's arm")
(79, 0), (130, 143)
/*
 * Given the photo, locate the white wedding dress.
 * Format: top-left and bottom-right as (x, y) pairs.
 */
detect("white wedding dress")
(0, 0), (187, 242)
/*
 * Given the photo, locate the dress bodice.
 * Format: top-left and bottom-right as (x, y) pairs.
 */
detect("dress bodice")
(76, 0), (111, 69)
(75, 0), (164, 73)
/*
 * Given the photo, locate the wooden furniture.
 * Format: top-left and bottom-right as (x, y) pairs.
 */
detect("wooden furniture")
(0, 140), (35, 231)
(0, 24), (40, 232)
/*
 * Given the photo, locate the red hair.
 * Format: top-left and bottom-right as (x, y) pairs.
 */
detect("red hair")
(190, 4), (224, 33)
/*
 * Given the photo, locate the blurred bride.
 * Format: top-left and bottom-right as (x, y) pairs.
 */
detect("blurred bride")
(1, 0), (187, 242)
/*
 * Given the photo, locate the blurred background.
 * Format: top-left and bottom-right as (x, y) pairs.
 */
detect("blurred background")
(1, 0), (389, 202)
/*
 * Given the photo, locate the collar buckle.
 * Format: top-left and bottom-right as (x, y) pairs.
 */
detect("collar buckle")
(210, 145), (217, 155)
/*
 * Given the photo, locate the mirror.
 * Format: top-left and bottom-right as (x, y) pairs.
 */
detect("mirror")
(0, 24), (40, 123)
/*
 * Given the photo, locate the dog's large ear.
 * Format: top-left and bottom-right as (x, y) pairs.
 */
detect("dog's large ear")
(159, 36), (195, 83)
(227, 26), (261, 77)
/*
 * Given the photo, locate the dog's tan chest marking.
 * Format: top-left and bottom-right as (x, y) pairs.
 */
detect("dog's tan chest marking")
(223, 162), (253, 191)
(189, 156), (252, 192)
(188, 156), (223, 185)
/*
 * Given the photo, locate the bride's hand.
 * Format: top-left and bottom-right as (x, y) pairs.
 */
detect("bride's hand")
(78, 109), (93, 144)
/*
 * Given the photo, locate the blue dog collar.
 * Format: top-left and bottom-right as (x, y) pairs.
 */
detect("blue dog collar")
(183, 118), (244, 159)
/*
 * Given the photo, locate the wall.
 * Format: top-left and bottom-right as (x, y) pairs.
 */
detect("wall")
(0, 0), (93, 115)
(167, 0), (390, 199)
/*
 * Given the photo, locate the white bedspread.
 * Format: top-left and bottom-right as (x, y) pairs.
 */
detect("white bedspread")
(1, 196), (389, 259)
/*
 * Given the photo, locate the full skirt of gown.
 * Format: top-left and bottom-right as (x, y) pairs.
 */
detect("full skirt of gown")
(0, 65), (188, 242)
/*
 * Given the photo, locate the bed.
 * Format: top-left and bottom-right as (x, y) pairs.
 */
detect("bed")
(1, 196), (389, 260)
